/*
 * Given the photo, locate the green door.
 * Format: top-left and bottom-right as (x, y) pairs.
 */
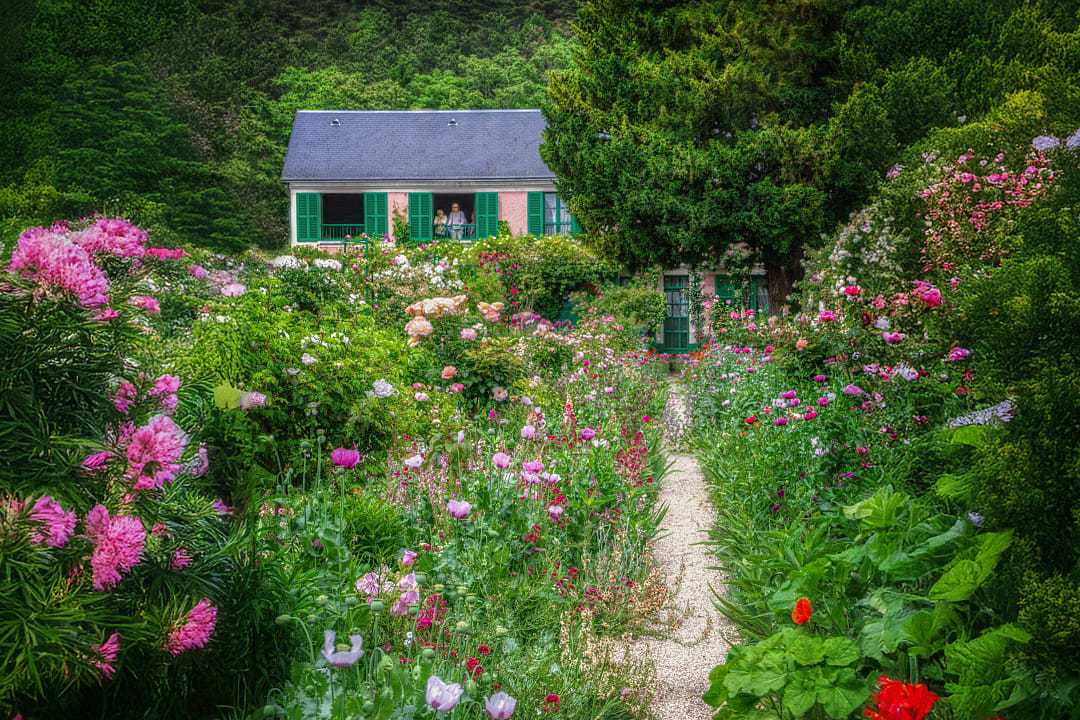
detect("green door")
(663, 275), (690, 352)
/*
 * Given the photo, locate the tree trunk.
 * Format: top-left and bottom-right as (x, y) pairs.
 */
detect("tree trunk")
(763, 244), (804, 313)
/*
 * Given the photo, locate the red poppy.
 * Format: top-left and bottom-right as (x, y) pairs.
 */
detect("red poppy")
(465, 656), (484, 679)
(477, 644), (491, 656)
(791, 597), (812, 625)
(544, 693), (561, 712)
(863, 675), (939, 720)
(745, 415), (758, 424)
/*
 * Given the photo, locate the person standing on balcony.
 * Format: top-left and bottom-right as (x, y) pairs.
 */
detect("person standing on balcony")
(434, 208), (448, 238)
(448, 202), (466, 240)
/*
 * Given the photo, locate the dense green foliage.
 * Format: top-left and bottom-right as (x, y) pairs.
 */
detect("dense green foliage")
(688, 96), (1080, 716)
(0, 0), (575, 249)
(544, 0), (1080, 301)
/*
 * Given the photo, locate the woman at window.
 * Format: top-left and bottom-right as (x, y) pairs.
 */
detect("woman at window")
(433, 208), (448, 238)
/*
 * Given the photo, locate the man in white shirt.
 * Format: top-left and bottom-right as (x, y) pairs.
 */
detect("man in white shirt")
(447, 202), (467, 240)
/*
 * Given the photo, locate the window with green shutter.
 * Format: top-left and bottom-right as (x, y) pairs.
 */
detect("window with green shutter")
(408, 192), (433, 242)
(475, 192), (499, 239)
(570, 213), (582, 236)
(296, 192), (322, 242)
(527, 192), (543, 236)
(364, 192), (388, 238)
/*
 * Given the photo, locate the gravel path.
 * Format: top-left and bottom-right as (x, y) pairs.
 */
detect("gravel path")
(632, 382), (734, 719)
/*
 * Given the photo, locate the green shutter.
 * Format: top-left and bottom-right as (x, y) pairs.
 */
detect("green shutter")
(476, 192), (499, 239)
(570, 212), (582, 236)
(364, 192), (388, 238)
(527, 192), (543, 236)
(408, 192), (433, 241)
(296, 192), (321, 242)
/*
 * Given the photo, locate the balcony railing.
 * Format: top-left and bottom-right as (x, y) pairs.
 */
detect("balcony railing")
(433, 223), (476, 241)
(321, 224), (366, 240)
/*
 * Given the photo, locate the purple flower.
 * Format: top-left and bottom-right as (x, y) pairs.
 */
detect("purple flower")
(548, 504), (564, 522)
(1032, 135), (1061, 152)
(523, 460), (544, 474)
(842, 384), (864, 396)
(773, 417), (788, 427)
(521, 424), (536, 440)
(813, 374), (827, 383)
(189, 264), (208, 279)
(321, 630), (363, 668)
(239, 391), (266, 410)
(485, 691), (517, 719)
(404, 454), (424, 469)
(580, 426), (597, 441)
(211, 499), (233, 515)
(427, 675), (464, 713)
(492, 452), (511, 470)
(946, 347), (971, 362)
(882, 331), (906, 345)
(967, 511), (984, 527)
(220, 283), (246, 297)
(402, 549), (418, 566)
(781, 390), (797, 400)
(331, 448), (361, 469)
(447, 499), (472, 519)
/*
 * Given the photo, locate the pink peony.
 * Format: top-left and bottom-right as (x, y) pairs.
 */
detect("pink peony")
(189, 264), (208, 279)
(91, 632), (121, 679)
(125, 415), (188, 490)
(913, 281), (942, 308)
(816, 310), (837, 323)
(521, 424), (536, 440)
(73, 218), (147, 258)
(492, 452), (512, 469)
(448, 383), (465, 393)
(460, 328), (478, 341)
(166, 598), (217, 655)
(220, 283), (246, 297)
(882, 331), (906, 345)
(842, 285), (862, 297)
(128, 295), (160, 315)
(441, 365), (458, 380)
(85, 505), (146, 591)
(8, 227), (110, 308)
(842, 384), (864, 396)
(29, 495), (77, 548)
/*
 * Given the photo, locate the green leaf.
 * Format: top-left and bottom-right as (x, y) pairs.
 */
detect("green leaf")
(788, 634), (826, 666)
(782, 672), (818, 716)
(821, 637), (860, 667)
(934, 472), (974, 500)
(213, 383), (243, 409)
(949, 424), (988, 448)
(816, 671), (871, 719)
(843, 487), (907, 529)
(929, 530), (1013, 601)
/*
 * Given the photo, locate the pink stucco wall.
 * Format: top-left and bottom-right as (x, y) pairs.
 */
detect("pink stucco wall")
(388, 192), (408, 240)
(499, 192), (528, 236)
(703, 273), (716, 296)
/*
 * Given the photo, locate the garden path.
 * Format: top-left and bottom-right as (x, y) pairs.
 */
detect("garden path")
(636, 381), (734, 720)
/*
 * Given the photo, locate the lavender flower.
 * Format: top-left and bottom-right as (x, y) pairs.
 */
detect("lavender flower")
(321, 630), (364, 668)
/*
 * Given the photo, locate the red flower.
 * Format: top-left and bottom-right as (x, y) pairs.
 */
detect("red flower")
(544, 693), (561, 712)
(863, 676), (939, 720)
(745, 415), (757, 424)
(478, 643), (491, 656)
(466, 656), (484, 679)
(791, 597), (812, 625)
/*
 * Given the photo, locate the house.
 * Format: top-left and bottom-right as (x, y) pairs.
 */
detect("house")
(281, 108), (766, 352)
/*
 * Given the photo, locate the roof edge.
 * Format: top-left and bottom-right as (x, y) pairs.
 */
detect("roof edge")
(294, 109), (543, 114)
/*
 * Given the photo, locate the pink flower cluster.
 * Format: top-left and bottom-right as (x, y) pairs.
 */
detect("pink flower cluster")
(149, 374), (181, 414)
(92, 632), (121, 678)
(85, 504), (146, 591)
(124, 415), (188, 490)
(8, 227), (110, 308)
(29, 495), (77, 547)
(166, 598), (218, 655)
(73, 218), (147, 259)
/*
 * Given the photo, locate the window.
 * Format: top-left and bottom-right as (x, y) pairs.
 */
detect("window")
(543, 193), (573, 235)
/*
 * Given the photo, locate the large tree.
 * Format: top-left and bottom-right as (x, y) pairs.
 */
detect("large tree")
(542, 0), (846, 303)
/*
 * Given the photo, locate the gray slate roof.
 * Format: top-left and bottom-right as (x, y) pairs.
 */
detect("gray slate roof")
(281, 109), (555, 182)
